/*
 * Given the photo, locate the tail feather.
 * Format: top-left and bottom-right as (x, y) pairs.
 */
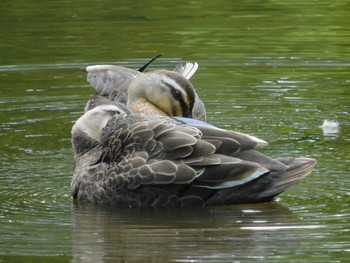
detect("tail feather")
(259, 157), (316, 198)
(205, 157), (316, 205)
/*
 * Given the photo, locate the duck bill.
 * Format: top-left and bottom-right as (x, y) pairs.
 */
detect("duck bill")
(184, 111), (193, 118)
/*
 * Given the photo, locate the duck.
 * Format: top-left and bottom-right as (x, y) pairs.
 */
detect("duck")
(71, 103), (316, 208)
(82, 55), (207, 121)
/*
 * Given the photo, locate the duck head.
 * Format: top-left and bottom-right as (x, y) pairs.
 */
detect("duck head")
(127, 70), (195, 118)
(71, 104), (128, 155)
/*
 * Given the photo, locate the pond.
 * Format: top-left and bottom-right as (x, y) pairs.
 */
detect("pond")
(1, 0), (349, 262)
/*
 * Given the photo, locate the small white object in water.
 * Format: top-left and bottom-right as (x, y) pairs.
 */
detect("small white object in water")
(321, 120), (340, 135)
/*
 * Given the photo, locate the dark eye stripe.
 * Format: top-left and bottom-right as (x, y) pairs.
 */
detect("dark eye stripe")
(161, 80), (189, 116)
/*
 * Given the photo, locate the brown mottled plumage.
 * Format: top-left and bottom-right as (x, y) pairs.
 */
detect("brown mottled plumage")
(71, 104), (316, 208)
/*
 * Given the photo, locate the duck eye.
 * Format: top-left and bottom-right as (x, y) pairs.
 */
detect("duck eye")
(171, 87), (182, 100)
(161, 80), (183, 100)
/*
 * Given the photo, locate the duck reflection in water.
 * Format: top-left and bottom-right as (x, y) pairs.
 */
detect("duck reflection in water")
(72, 203), (301, 262)
(71, 59), (316, 208)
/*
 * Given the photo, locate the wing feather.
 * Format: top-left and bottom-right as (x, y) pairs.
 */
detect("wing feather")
(78, 113), (272, 201)
(174, 62), (199, 80)
(84, 65), (139, 96)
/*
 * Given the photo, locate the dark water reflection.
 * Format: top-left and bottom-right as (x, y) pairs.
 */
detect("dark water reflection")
(71, 203), (344, 262)
(1, 0), (350, 262)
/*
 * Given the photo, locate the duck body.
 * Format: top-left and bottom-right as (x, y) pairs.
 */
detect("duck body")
(71, 105), (316, 208)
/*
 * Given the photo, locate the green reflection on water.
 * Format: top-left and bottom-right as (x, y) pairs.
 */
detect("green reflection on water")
(0, 0), (349, 262)
(1, 0), (349, 64)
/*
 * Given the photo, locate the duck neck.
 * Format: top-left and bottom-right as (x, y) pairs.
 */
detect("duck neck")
(128, 98), (168, 116)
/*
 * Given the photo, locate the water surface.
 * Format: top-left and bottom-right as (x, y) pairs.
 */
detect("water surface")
(1, 0), (349, 262)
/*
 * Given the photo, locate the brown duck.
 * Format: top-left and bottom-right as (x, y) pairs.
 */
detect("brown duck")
(71, 101), (316, 208)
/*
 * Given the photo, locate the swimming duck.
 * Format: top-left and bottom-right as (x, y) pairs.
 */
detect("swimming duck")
(71, 104), (316, 208)
(83, 56), (206, 120)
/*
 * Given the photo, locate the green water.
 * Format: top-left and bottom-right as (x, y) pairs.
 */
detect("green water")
(1, 0), (349, 262)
